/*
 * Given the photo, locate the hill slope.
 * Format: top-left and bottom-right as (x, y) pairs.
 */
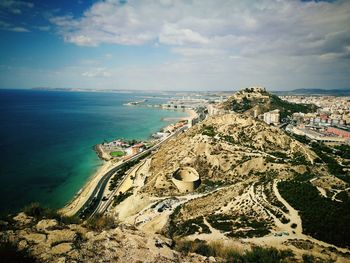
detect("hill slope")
(221, 86), (318, 119)
(0, 88), (349, 263)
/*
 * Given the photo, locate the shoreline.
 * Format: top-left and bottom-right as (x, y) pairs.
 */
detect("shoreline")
(59, 108), (196, 216)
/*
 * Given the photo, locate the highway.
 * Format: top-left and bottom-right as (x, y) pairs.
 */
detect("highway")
(76, 125), (187, 219)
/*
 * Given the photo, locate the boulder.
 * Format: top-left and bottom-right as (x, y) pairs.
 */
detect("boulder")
(51, 242), (73, 254)
(22, 233), (46, 243)
(47, 229), (76, 245)
(17, 239), (28, 250)
(13, 212), (33, 226)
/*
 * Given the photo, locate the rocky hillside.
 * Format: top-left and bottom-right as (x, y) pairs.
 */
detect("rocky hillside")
(220, 86), (317, 119)
(0, 89), (349, 263)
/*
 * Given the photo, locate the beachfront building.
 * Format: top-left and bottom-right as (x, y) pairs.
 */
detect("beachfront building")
(102, 139), (129, 150)
(125, 143), (145, 156)
(263, 109), (280, 125)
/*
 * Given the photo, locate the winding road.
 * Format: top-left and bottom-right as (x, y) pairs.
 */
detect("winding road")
(76, 126), (188, 219)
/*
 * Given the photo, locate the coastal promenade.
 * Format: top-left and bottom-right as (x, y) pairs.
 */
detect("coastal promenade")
(59, 123), (189, 218)
(87, 125), (188, 219)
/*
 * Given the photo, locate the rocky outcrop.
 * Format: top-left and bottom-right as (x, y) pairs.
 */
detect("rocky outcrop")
(0, 214), (211, 263)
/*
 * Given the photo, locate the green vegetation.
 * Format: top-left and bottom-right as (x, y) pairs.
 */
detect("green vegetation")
(172, 216), (211, 237)
(220, 134), (236, 144)
(310, 142), (349, 184)
(112, 190), (133, 207)
(168, 205), (182, 238)
(289, 134), (349, 183)
(278, 180), (350, 247)
(262, 181), (289, 217)
(23, 202), (81, 224)
(0, 242), (37, 263)
(176, 239), (294, 263)
(290, 133), (310, 144)
(226, 91), (317, 118)
(109, 151), (151, 191)
(290, 152), (310, 166)
(334, 145), (350, 159)
(110, 151), (125, 157)
(231, 97), (253, 113)
(207, 214), (233, 232)
(201, 125), (216, 137)
(206, 214), (270, 238)
(270, 94), (317, 119)
(293, 171), (315, 182)
(335, 190), (349, 203)
(85, 214), (116, 232)
(302, 254), (336, 263)
(269, 151), (288, 159)
(197, 179), (226, 193)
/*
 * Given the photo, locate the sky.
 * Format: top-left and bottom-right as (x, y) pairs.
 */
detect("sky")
(0, 0), (349, 91)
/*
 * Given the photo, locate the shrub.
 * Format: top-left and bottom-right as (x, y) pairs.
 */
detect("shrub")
(23, 202), (57, 219)
(202, 125), (216, 137)
(244, 246), (294, 263)
(23, 202), (81, 224)
(278, 180), (350, 247)
(173, 216), (211, 237)
(85, 214), (116, 232)
(175, 239), (294, 262)
(112, 190), (133, 206)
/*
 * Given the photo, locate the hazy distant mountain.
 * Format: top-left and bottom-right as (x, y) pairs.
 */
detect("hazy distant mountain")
(273, 88), (350, 96)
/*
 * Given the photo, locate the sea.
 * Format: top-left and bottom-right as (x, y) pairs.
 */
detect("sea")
(0, 89), (187, 215)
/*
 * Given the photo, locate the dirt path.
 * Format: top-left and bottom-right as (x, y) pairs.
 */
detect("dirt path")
(272, 180), (303, 235)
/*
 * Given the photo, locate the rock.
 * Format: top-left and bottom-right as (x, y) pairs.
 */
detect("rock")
(47, 229), (76, 245)
(31, 242), (50, 257)
(68, 224), (88, 235)
(67, 249), (80, 260)
(2, 230), (16, 243)
(36, 219), (58, 232)
(54, 257), (66, 263)
(51, 242), (73, 254)
(17, 239), (28, 250)
(23, 233), (46, 243)
(208, 256), (216, 262)
(13, 212), (33, 226)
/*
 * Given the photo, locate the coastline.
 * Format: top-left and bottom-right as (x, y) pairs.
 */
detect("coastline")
(59, 108), (196, 217)
(94, 144), (111, 161)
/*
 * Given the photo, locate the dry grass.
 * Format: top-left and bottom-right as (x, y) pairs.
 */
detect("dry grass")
(175, 239), (294, 262)
(85, 214), (117, 232)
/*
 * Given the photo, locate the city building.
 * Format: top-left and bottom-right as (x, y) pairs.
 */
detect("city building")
(327, 127), (350, 139)
(263, 109), (280, 125)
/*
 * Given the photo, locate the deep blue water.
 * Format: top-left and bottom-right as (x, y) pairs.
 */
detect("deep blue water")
(0, 89), (186, 215)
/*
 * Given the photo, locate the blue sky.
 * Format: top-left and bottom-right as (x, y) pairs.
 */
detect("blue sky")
(0, 0), (349, 91)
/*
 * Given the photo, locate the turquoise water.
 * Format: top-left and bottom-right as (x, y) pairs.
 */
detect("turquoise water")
(0, 89), (187, 215)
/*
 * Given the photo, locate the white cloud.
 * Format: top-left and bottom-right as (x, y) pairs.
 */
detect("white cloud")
(0, 20), (30, 32)
(50, 0), (350, 60)
(0, 0), (33, 14)
(4, 0), (345, 91)
(171, 47), (226, 57)
(10, 26), (29, 32)
(159, 24), (209, 45)
(82, 67), (111, 78)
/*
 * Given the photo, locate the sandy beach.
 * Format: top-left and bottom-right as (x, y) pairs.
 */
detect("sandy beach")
(59, 160), (117, 216)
